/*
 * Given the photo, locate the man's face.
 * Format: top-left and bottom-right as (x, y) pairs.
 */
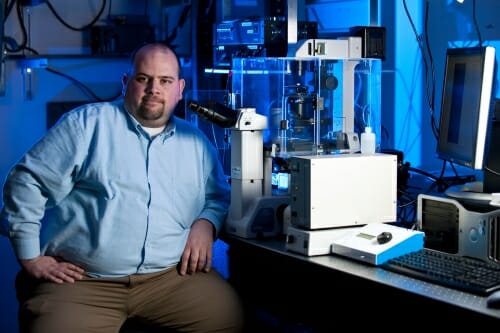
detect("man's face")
(122, 47), (186, 128)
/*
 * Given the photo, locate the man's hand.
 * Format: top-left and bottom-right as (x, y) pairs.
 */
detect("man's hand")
(20, 256), (85, 284)
(179, 218), (215, 275)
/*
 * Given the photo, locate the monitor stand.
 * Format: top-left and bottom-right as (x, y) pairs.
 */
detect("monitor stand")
(445, 181), (497, 208)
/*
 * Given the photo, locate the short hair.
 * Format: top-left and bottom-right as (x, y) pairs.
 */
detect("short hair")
(127, 43), (183, 78)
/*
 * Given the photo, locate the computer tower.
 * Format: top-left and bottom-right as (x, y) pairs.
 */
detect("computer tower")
(417, 194), (500, 263)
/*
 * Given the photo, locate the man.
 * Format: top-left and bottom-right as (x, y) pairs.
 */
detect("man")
(0, 43), (244, 333)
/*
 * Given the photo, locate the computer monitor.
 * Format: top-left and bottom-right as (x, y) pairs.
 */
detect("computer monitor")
(436, 46), (496, 175)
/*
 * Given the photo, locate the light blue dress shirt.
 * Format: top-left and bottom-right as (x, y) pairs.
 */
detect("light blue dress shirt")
(0, 100), (230, 277)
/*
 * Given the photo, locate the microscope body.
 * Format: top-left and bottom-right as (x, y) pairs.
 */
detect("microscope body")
(189, 38), (383, 239)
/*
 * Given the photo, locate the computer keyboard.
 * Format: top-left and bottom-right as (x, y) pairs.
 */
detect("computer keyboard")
(381, 248), (500, 295)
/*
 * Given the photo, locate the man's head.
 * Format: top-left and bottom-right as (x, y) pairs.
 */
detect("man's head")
(122, 43), (186, 128)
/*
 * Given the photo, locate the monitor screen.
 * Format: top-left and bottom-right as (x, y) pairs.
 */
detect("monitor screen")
(436, 46), (496, 171)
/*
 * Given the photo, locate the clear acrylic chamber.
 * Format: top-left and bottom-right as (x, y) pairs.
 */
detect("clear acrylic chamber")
(230, 56), (382, 158)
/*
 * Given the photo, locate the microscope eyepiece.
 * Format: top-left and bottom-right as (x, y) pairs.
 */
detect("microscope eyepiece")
(188, 100), (237, 128)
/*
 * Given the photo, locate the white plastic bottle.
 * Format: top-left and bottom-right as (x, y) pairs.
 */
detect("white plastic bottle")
(360, 126), (376, 154)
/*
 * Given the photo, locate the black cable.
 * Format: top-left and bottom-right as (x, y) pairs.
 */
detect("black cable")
(437, 159), (447, 178)
(44, 0), (106, 31)
(402, 0), (437, 141)
(423, 0), (438, 139)
(4, 1), (28, 52)
(4, 0), (106, 55)
(4, 0), (15, 22)
(44, 66), (122, 102)
(485, 165), (500, 177)
(408, 166), (439, 182)
(165, 4), (192, 45)
(472, 0), (483, 47)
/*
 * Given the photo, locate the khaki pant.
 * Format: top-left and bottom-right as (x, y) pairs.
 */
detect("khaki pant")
(16, 266), (244, 333)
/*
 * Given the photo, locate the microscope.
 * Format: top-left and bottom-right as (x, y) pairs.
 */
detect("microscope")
(188, 101), (290, 239)
(188, 37), (395, 242)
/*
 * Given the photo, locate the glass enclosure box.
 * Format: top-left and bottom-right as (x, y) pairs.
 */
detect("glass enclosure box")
(230, 56), (382, 158)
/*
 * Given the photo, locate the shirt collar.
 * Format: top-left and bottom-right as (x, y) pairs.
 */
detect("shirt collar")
(120, 103), (177, 141)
